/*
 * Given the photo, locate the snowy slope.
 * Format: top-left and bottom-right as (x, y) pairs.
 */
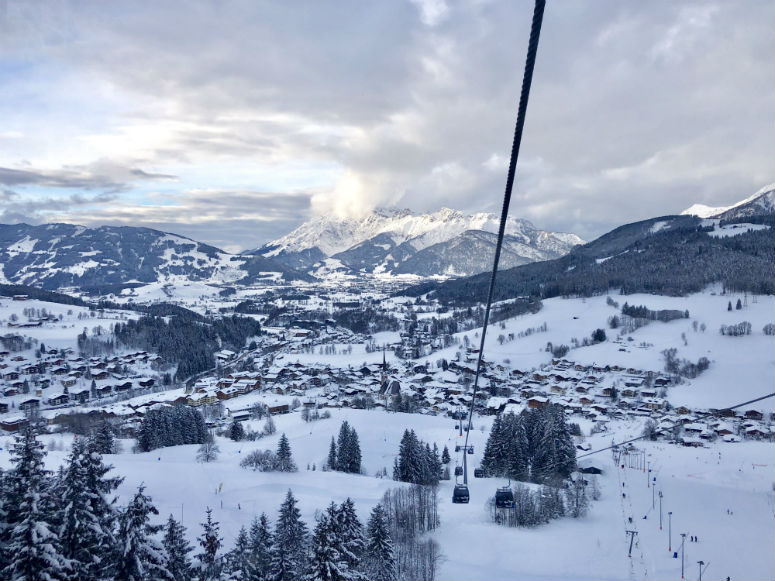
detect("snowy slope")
(0, 223), (312, 291)
(256, 208), (584, 277)
(681, 183), (774, 218)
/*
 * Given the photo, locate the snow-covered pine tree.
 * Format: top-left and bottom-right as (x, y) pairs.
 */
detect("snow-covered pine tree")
(327, 437), (337, 471)
(247, 514), (273, 580)
(345, 429), (362, 474)
(275, 433), (297, 472)
(307, 503), (346, 581)
(364, 504), (396, 581)
(229, 420), (245, 442)
(58, 436), (120, 580)
(91, 421), (116, 455)
(162, 515), (193, 581)
(270, 490), (308, 581)
(115, 485), (170, 581)
(507, 414), (530, 482)
(336, 498), (365, 580)
(480, 414), (506, 476)
(1, 428), (69, 581)
(441, 445), (451, 465)
(195, 507), (223, 581)
(224, 526), (251, 580)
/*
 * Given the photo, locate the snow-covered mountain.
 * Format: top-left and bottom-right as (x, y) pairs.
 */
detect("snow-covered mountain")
(0, 223), (312, 291)
(681, 183), (775, 219)
(253, 208), (584, 277)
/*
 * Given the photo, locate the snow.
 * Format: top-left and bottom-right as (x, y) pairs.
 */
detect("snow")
(1, 408), (769, 581)
(681, 183), (774, 218)
(6, 236), (38, 255)
(648, 221), (669, 234)
(707, 223), (769, 238)
(262, 208), (584, 257)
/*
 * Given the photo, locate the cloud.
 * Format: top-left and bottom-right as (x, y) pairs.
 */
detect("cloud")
(0, 0), (771, 248)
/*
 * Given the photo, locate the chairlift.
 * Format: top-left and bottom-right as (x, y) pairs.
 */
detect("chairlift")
(495, 486), (515, 509)
(474, 468), (484, 478)
(452, 483), (470, 504)
(454, 465), (463, 476)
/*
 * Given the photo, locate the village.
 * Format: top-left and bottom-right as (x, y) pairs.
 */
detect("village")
(0, 291), (771, 448)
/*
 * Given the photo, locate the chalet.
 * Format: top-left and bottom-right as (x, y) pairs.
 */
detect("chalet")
(0, 401), (8, 413)
(60, 377), (77, 388)
(138, 378), (155, 388)
(47, 392), (70, 406)
(95, 384), (113, 397)
(267, 403), (290, 415)
(745, 426), (769, 439)
(744, 410), (764, 421)
(71, 388), (90, 404)
(19, 398), (40, 412)
(0, 415), (28, 432)
(3, 387), (18, 397)
(91, 370), (110, 381)
(527, 396), (549, 409)
(115, 382), (133, 392)
(675, 406), (691, 415)
(3, 371), (19, 381)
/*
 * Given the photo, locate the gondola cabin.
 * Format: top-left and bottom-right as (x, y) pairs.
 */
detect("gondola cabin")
(474, 468), (484, 478)
(454, 465), (463, 476)
(495, 486), (515, 508)
(452, 484), (470, 504)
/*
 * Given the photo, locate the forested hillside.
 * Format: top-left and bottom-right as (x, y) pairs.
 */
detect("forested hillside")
(404, 215), (774, 304)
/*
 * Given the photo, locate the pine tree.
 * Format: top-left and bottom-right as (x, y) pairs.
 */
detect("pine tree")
(58, 436), (121, 580)
(195, 507), (223, 581)
(1, 428), (69, 581)
(441, 445), (451, 465)
(162, 515), (193, 581)
(270, 490), (308, 581)
(336, 498), (365, 580)
(247, 514), (273, 580)
(229, 420), (245, 442)
(364, 504), (396, 581)
(91, 421), (116, 455)
(327, 437), (337, 471)
(307, 503), (346, 581)
(224, 526), (251, 580)
(115, 485), (170, 581)
(275, 433), (297, 472)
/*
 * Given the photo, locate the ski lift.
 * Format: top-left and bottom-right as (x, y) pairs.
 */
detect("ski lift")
(455, 445), (462, 452)
(474, 468), (484, 478)
(452, 484), (470, 504)
(467, 446), (474, 454)
(454, 465), (463, 476)
(495, 486), (515, 508)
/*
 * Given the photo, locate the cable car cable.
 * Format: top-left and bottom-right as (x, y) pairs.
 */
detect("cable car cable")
(461, 0), (547, 489)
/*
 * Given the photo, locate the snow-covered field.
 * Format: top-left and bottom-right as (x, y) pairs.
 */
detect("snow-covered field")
(1, 407), (771, 581)
(0, 288), (773, 579)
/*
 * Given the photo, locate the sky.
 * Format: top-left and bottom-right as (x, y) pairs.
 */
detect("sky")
(0, 0), (772, 253)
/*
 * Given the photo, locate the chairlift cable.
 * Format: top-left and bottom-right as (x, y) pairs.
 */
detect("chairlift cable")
(462, 0), (547, 489)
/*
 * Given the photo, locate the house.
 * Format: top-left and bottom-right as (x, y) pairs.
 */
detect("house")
(19, 398), (40, 412)
(0, 401), (8, 413)
(744, 410), (764, 421)
(48, 392), (70, 406)
(0, 415), (29, 432)
(527, 396), (549, 409)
